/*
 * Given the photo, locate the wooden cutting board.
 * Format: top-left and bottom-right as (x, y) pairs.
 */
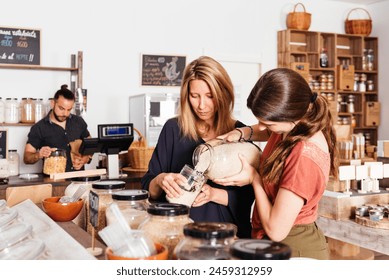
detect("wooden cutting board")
(50, 169), (106, 180)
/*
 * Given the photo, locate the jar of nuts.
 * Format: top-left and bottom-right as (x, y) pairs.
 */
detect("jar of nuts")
(43, 149), (67, 175)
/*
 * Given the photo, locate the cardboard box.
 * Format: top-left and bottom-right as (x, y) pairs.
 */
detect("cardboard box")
(337, 64), (355, 91)
(365, 101), (380, 126)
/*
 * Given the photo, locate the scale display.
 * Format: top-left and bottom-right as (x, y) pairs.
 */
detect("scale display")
(98, 124), (133, 139)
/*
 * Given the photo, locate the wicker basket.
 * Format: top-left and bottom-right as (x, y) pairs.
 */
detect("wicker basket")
(127, 128), (154, 170)
(345, 8), (372, 36)
(286, 3), (311, 31)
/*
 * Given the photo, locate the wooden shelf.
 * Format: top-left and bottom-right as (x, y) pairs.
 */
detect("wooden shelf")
(0, 123), (33, 126)
(0, 64), (77, 71)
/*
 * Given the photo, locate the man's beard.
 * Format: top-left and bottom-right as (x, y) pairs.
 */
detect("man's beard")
(53, 110), (68, 122)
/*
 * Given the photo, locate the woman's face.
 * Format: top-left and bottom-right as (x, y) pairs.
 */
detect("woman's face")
(257, 118), (296, 136)
(189, 79), (216, 124)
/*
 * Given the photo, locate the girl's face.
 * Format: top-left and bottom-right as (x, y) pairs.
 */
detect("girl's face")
(189, 79), (216, 124)
(257, 118), (296, 136)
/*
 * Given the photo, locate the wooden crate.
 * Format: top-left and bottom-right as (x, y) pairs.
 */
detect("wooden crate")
(290, 62), (310, 82)
(318, 191), (389, 220)
(337, 64), (355, 91)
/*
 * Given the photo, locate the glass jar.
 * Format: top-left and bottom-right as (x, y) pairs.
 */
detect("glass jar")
(174, 222), (236, 260)
(45, 98), (53, 115)
(320, 48), (328, 68)
(87, 180), (126, 234)
(7, 149), (20, 176)
(43, 149), (67, 175)
(139, 203), (193, 259)
(362, 49), (368, 71)
(230, 239), (291, 260)
(64, 176), (101, 229)
(358, 81), (366, 92)
(106, 189), (149, 229)
(367, 49), (374, 71)
(5, 98), (20, 124)
(192, 139), (261, 180)
(367, 80), (374, 91)
(347, 95), (355, 113)
(20, 97), (35, 123)
(34, 98), (45, 123)
(166, 164), (207, 207)
(0, 97), (4, 123)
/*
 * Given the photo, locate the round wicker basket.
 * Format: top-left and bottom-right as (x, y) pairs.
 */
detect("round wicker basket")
(345, 8), (372, 36)
(286, 3), (311, 31)
(127, 128), (154, 170)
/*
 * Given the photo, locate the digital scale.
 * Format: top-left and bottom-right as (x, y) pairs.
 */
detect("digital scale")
(79, 123), (134, 179)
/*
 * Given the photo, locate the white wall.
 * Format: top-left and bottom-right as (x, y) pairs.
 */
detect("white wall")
(1, 0), (388, 173)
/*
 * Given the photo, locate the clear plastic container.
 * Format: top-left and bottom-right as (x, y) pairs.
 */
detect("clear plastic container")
(20, 97), (35, 123)
(0, 239), (46, 260)
(7, 149), (20, 176)
(0, 223), (33, 251)
(43, 149), (67, 175)
(230, 239), (291, 260)
(0, 208), (19, 230)
(139, 203), (192, 259)
(106, 189), (149, 229)
(192, 139), (261, 180)
(174, 222), (236, 260)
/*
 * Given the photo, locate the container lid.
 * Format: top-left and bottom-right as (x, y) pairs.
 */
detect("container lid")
(92, 180), (126, 190)
(0, 223), (33, 251)
(147, 203), (189, 216)
(0, 208), (18, 229)
(50, 149), (66, 157)
(0, 239), (46, 260)
(230, 239), (291, 260)
(112, 190), (149, 201)
(183, 222), (236, 239)
(71, 176), (101, 183)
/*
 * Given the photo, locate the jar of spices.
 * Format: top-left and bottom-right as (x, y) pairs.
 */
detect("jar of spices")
(174, 222), (237, 260)
(106, 189), (149, 229)
(358, 81), (366, 92)
(139, 203), (193, 259)
(20, 97), (35, 123)
(367, 80), (374, 91)
(5, 98), (20, 124)
(230, 239), (291, 260)
(87, 180), (126, 235)
(347, 95), (355, 113)
(7, 149), (20, 176)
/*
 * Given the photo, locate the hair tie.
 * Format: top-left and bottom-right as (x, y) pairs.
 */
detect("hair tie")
(310, 92), (318, 103)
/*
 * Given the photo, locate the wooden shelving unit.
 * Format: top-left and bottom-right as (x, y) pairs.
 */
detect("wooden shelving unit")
(278, 30), (379, 145)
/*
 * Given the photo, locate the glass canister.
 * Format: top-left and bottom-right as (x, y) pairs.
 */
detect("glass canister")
(45, 98), (54, 115)
(229, 239), (291, 260)
(43, 149), (67, 175)
(64, 176), (101, 229)
(166, 164), (207, 207)
(106, 189), (149, 229)
(4, 98), (20, 124)
(174, 222), (237, 260)
(0, 97), (4, 123)
(7, 149), (20, 176)
(138, 203), (193, 259)
(86, 180), (126, 235)
(20, 97), (35, 124)
(192, 139), (261, 180)
(34, 98), (45, 122)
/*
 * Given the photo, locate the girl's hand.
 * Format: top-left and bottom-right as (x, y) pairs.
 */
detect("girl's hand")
(192, 184), (212, 207)
(217, 128), (242, 142)
(213, 154), (258, 186)
(157, 172), (187, 198)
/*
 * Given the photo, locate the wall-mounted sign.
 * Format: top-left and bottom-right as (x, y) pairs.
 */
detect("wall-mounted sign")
(141, 54), (186, 86)
(0, 26), (41, 65)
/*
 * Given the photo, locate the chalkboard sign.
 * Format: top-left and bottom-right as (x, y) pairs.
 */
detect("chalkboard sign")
(141, 54), (186, 86)
(0, 129), (7, 159)
(0, 26), (41, 65)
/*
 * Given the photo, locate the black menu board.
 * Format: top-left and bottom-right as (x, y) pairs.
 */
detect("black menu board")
(141, 54), (186, 86)
(0, 26), (41, 65)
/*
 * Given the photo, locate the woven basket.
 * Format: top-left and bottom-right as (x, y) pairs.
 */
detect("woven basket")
(345, 8), (372, 36)
(286, 3), (311, 31)
(127, 128), (154, 170)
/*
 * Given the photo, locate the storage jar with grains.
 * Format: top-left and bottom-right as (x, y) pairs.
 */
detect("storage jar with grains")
(230, 239), (291, 260)
(174, 222), (237, 260)
(20, 97), (35, 123)
(86, 180), (125, 235)
(192, 139), (261, 180)
(5, 98), (19, 124)
(7, 149), (20, 176)
(138, 203), (192, 259)
(106, 189), (149, 229)
(43, 149), (67, 175)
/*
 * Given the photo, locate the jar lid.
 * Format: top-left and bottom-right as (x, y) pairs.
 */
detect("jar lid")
(0, 223), (33, 251)
(147, 203), (189, 216)
(183, 222), (236, 239)
(71, 176), (101, 183)
(112, 190), (149, 201)
(92, 180), (126, 190)
(0, 239), (46, 260)
(0, 208), (18, 229)
(50, 149), (66, 157)
(230, 239), (291, 260)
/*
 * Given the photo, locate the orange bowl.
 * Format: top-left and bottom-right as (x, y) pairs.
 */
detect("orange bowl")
(106, 243), (168, 260)
(41, 196), (84, 222)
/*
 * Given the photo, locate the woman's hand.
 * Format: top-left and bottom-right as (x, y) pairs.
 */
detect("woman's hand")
(213, 154), (258, 186)
(156, 172), (187, 198)
(192, 184), (212, 207)
(217, 128), (242, 142)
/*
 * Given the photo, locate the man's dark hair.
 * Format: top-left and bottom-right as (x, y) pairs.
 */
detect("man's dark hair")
(54, 84), (75, 101)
